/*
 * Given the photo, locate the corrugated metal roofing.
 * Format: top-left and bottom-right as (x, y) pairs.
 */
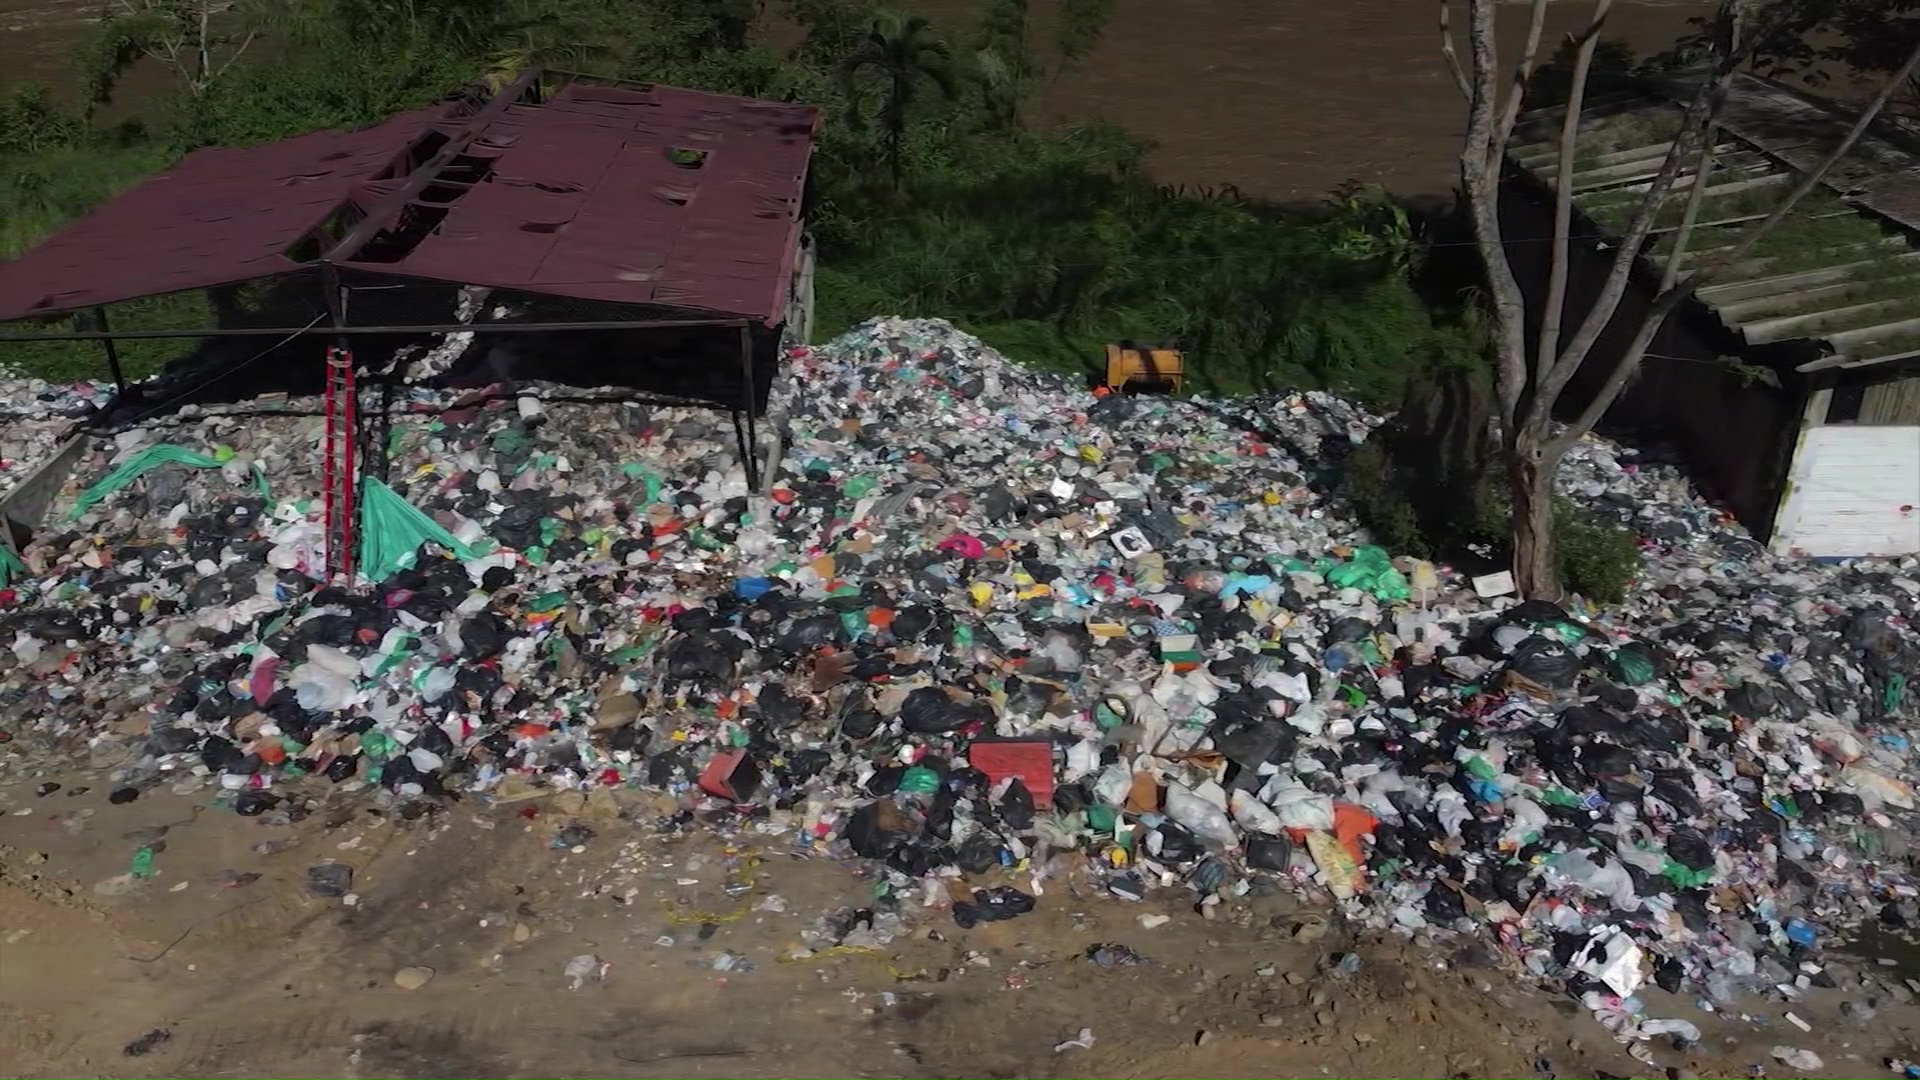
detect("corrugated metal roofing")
(0, 110), (439, 319)
(1508, 73), (1920, 373)
(0, 78), (819, 326)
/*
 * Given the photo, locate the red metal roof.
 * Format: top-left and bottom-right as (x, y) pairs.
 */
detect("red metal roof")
(0, 79), (818, 325)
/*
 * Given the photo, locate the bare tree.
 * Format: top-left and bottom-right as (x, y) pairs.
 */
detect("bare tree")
(84, 0), (269, 107)
(1444, 0), (1920, 599)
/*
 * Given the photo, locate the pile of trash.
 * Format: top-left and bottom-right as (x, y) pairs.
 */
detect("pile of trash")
(3, 318), (1919, 1044)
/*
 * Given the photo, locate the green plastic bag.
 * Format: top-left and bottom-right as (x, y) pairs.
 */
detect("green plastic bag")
(1607, 644), (1658, 686)
(1324, 546), (1411, 601)
(898, 766), (940, 795)
(69, 444), (223, 518)
(0, 546), (26, 588)
(1661, 858), (1714, 889)
(356, 478), (484, 582)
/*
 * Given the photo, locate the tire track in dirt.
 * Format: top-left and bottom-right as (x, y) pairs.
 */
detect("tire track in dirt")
(164, 1001), (562, 1078)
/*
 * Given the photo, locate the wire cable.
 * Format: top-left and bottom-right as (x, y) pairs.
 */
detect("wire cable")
(102, 312), (329, 430)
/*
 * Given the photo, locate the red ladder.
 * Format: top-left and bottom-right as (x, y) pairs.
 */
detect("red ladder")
(322, 346), (358, 584)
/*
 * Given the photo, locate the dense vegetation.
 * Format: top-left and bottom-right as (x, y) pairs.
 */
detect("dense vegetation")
(0, 0), (1477, 402)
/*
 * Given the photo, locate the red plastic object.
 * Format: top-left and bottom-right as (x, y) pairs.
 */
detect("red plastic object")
(699, 750), (762, 802)
(969, 739), (1055, 806)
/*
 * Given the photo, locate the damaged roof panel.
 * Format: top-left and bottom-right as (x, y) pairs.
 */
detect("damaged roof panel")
(0, 77), (818, 325)
(1508, 72), (1920, 372)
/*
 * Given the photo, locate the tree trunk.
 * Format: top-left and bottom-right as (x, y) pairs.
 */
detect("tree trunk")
(1508, 437), (1558, 600)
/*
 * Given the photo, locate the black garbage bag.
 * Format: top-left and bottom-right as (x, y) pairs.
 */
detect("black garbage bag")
(1506, 599), (1571, 625)
(1425, 883), (1467, 921)
(899, 687), (990, 734)
(962, 886), (1035, 925)
(1506, 637), (1581, 692)
(1213, 718), (1297, 773)
(773, 612), (842, 655)
(755, 684), (809, 727)
(1597, 776), (1644, 806)
(460, 611), (510, 660)
(1004, 677), (1058, 717)
(1326, 617), (1374, 644)
(1245, 834), (1292, 872)
(297, 613), (357, 648)
(844, 802), (905, 859)
(888, 842), (948, 878)
(839, 700), (883, 740)
(890, 605), (936, 642)
(1559, 705), (1626, 739)
(1665, 828), (1715, 871)
(1843, 610), (1899, 655)
(998, 777), (1035, 831)
(1053, 782), (1089, 814)
(1724, 682), (1778, 718)
(665, 632), (740, 684)
(955, 833), (1001, 874)
(1492, 861), (1540, 908)
(774, 748), (832, 785)
(1147, 821), (1205, 865)
(864, 765), (905, 796)
(1578, 742), (1636, 779)
(199, 735), (242, 771)
(1650, 774), (1701, 817)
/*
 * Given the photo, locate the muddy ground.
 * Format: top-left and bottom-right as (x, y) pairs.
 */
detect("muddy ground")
(1, 743), (1916, 1080)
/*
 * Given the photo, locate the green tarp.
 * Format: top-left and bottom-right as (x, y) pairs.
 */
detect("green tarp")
(356, 477), (483, 582)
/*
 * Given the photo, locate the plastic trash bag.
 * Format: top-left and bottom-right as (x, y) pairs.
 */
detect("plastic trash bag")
(69, 444), (224, 518)
(1324, 546), (1411, 602)
(358, 478), (485, 582)
(0, 545), (25, 588)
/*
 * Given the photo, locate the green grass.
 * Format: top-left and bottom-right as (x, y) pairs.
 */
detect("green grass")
(0, 143), (210, 381)
(0, 143), (171, 259)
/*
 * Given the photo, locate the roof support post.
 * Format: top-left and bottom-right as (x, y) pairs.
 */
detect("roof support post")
(92, 308), (128, 395)
(739, 323), (760, 491)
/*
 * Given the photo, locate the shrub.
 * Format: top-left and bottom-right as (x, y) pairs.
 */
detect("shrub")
(1554, 501), (1643, 604)
(1343, 439), (1428, 557)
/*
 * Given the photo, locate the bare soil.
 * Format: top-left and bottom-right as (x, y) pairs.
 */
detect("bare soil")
(2, 0), (1708, 199)
(1, 752), (1916, 1080)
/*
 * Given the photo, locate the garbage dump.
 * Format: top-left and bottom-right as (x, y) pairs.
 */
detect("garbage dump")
(2, 317), (1918, 1047)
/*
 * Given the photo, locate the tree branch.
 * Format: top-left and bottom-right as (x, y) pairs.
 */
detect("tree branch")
(1659, 126), (1716, 292)
(1536, 0), (1613, 387)
(1489, 0), (1552, 173)
(207, 24), (259, 85)
(1459, 0), (1531, 440)
(1526, 5), (1748, 429)
(1440, 0), (1470, 100)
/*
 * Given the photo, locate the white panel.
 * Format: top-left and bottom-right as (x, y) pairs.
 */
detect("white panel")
(1773, 426), (1920, 558)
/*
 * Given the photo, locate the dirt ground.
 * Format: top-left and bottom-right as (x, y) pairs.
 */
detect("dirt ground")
(1, 746), (1916, 1080)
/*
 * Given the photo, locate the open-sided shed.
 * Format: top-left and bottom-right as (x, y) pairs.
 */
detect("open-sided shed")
(0, 70), (819, 482)
(1503, 72), (1920, 557)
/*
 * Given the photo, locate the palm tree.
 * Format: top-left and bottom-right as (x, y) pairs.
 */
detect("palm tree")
(839, 11), (956, 190)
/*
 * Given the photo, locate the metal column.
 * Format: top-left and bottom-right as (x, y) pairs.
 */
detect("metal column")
(738, 324), (760, 491)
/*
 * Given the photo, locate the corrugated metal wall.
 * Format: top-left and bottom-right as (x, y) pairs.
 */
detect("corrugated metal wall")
(1859, 377), (1920, 424)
